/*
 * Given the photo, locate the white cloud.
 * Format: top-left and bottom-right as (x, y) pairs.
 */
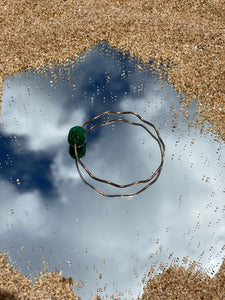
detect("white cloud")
(0, 182), (49, 238)
(1, 85), (86, 151)
(0, 55), (224, 299)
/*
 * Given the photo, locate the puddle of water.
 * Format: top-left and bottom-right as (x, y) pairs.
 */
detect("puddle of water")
(0, 43), (224, 299)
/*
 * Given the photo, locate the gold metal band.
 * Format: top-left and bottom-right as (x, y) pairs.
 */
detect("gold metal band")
(74, 111), (165, 198)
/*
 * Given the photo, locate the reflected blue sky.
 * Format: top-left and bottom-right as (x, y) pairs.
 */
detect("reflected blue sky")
(0, 43), (224, 299)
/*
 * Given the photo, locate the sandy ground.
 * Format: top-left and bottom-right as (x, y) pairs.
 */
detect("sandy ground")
(0, 250), (225, 299)
(1, 0), (225, 139)
(0, 0), (225, 299)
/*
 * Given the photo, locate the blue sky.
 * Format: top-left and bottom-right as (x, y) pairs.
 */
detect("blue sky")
(0, 44), (224, 299)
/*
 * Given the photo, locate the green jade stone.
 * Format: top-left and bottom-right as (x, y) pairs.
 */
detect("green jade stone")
(68, 126), (86, 159)
(69, 143), (86, 159)
(68, 126), (86, 147)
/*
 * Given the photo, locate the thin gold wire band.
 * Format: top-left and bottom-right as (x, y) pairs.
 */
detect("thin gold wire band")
(74, 111), (165, 198)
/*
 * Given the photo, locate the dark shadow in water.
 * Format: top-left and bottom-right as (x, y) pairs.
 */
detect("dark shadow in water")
(0, 132), (58, 199)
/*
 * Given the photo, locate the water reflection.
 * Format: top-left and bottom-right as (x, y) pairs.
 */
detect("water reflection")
(0, 44), (224, 299)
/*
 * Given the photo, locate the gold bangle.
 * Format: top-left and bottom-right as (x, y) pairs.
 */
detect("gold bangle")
(72, 111), (165, 198)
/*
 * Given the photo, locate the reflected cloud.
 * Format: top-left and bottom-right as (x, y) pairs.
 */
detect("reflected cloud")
(0, 44), (224, 299)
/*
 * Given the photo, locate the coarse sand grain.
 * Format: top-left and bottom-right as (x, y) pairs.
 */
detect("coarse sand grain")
(0, 252), (79, 299)
(140, 259), (225, 299)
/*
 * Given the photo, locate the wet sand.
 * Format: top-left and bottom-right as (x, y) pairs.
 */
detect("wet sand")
(0, 0), (225, 299)
(140, 259), (225, 299)
(1, 250), (225, 299)
(0, 252), (79, 299)
(1, 0), (225, 139)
